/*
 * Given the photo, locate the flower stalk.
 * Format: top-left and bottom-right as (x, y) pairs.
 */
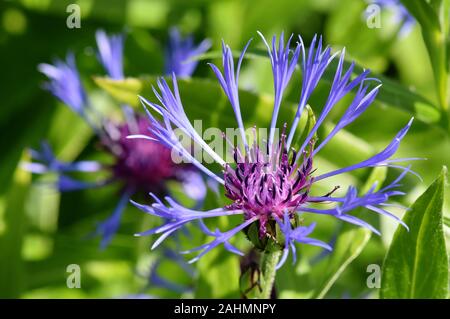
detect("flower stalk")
(257, 247), (282, 299)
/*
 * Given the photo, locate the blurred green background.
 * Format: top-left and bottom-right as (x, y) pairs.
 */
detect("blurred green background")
(0, 0), (448, 299)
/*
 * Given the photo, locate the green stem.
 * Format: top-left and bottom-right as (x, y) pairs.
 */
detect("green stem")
(257, 249), (281, 299)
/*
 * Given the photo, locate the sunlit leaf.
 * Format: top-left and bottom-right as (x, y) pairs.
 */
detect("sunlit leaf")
(400, 0), (449, 111)
(0, 153), (31, 298)
(380, 166), (449, 298)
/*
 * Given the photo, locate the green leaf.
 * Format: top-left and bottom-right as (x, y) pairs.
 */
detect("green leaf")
(295, 104), (316, 148)
(380, 166), (449, 299)
(47, 106), (94, 160)
(400, 0), (449, 111)
(94, 77), (144, 109)
(312, 166), (387, 299)
(443, 215), (450, 228)
(0, 153), (31, 298)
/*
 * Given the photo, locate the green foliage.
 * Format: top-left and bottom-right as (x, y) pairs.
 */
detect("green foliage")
(381, 167), (449, 299)
(0, 155), (31, 298)
(400, 0), (449, 112)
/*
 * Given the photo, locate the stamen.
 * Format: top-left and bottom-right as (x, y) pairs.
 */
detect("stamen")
(292, 169), (303, 189)
(281, 189), (292, 204)
(290, 149), (297, 166)
(323, 185), (340, 197)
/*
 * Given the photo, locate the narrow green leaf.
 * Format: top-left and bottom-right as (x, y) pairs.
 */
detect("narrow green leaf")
(0, 153), (31, 298)
(444, 215), (450, 228)
(294, 104), (316, 147)
(380, 166), (449, 298)
(94, 77), (143, 108)
(401, 0), (449, 111)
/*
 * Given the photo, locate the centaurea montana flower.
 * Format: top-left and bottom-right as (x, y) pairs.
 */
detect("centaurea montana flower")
(165, 27), (211, 78)
(132, 33), (417, 269)
(26, 30), (208, 248)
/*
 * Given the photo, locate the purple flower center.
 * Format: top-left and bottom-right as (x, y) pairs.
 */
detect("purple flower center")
(224, 127), (315, 237)
(104, 117), (178, 193)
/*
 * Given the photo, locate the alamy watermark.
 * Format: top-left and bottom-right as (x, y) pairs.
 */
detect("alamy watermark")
(66, 4), (81, 29)
(66, 264), (81, 288)
(366, 264), (381, 289)
(365, 4), (382, 29)
(165, 123), (280, 165)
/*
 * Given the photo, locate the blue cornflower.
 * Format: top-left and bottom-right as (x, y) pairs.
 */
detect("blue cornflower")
(95, 29), (125, 80)
(165, 27), (211, 77)
(372, 0), (415, 36)
(38, 53), (88, 118)
(23, 141), (105, 191)
(27, 30), (207, 248)
(132, 33), (418, 268)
